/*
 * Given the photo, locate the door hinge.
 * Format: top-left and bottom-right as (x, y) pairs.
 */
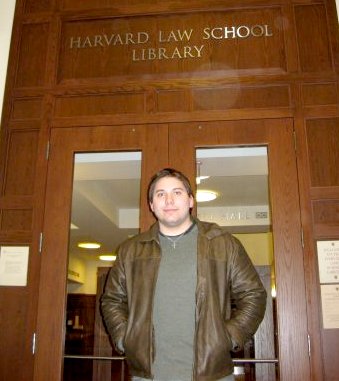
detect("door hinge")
(307, 333), (311, 357)
(32, 332), (37, 355)
(301, 228), (305, 249)
(46, 141), (50, 160)
(39, 232), (43, 253)
(293, 130), (297, 152)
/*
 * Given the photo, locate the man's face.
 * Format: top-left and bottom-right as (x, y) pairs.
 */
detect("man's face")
(149, 176), (194, 234)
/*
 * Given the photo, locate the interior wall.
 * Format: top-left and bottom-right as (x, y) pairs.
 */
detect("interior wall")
(0, 0), (16, 123)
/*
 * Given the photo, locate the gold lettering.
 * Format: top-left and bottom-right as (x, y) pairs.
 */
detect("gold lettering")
(202, 25), (273, 40)
(171, 47), (182, 58)
(132, 49), (139, 61)
(167, 30), (178, 42)
(137, 32), (149, 44)
(183, 46), (194, 58)
(202, 28), (211, 40)
(94, 35), (104, 47)
(177, 29), (193, 41)
(103, 34), (115, 45)
(211, 27), (224, 39)
(224, 27), (236, 39)
(158, 47), (169, 59)
(159, 29), (193, 43)
(131, 45), (205, 61)
(251, 25), (264, 37)
(194, 45), (204, 57)
(148, 48), (157, 60)
(264, 25), (273, 37)
(236, 26), (250, 38)
(82, 36), (92, 48)
(70, 36), (81, 48)
(113, 34), (124, 45)
(125, 33), (135, 44)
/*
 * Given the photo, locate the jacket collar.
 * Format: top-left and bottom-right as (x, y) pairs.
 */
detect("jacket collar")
(139, 217), (225, 243)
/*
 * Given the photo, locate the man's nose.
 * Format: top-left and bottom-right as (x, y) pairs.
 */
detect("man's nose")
(165, 194), (174, 204)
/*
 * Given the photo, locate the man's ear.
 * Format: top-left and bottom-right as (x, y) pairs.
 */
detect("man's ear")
(189, 195), (194, 209)
(149, 202), (154, 212)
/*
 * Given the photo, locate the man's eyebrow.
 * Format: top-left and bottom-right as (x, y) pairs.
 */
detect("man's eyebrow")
(154, 187), (185, 193)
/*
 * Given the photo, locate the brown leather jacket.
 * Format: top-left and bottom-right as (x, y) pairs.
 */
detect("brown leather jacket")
(101, 218), (266, 381)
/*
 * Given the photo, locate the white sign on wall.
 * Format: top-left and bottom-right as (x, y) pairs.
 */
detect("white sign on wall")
(0, 246), (29, 286)
(320, 284), (339, 329)
(317, 240), (339, 284)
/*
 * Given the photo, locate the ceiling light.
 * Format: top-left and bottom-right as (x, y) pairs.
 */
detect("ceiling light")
(77, 242), (101, 249)
(99, 255), (116, 261)
(196, 190), (218, 202)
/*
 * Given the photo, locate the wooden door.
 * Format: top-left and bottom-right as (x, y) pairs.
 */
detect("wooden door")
(169, 118), (310, 380)
(34, 124), (168, 381)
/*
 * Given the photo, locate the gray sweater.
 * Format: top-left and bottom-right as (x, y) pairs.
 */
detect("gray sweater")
(152, 225), (198, 380)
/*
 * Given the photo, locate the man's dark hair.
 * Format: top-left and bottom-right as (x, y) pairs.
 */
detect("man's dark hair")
(147, 168), (194, 203)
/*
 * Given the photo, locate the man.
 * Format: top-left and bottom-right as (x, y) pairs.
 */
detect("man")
(101, 168), (266, 381)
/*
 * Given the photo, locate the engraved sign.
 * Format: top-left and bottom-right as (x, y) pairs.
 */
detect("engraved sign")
(59, 9), (285, 81)
(317, 240), (339, 284)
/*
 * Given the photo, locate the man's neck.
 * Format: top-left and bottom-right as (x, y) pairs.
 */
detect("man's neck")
(159, 220), (193, 236)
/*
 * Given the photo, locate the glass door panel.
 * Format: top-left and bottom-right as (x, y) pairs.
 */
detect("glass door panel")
(64, 151), (142, 381)
(196, 147), (277, 380)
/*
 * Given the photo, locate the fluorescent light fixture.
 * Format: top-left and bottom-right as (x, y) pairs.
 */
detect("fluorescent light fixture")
(196, 190), (218, 202)
(77, 242), (101, 249)
(99, 255), (116, 261)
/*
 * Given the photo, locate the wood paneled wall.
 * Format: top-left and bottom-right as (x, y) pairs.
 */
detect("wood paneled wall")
(0, 0), (338, 380)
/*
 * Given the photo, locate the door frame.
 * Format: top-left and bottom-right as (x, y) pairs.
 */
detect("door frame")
(34, 119), (311, 381)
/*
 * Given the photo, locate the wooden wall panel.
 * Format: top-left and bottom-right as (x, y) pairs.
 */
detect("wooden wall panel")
(313, 200), (339, 238)
(192, 85), (290, 110)
(1, 210), (33, 231)
(306, 118), (339, 187)
(54, 93), (146, 117)
(12, 98), (43, 120)
(302, 83), (338, 106)
(24, 0), (54, 13)
(4, 130), (39, 196)
(157, 85), (290, 112)
(61, 0), (282, 12)
(156, 90), (189, 112)
(0, 289), (32, 381)
(294, 5), (333, 73)
(15, 24), (49, 88)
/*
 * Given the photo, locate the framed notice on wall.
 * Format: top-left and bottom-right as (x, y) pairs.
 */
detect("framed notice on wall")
(317, 240), (339, 284)
(317, 241), (339, 329)
(0, 246), (29, 286)
(320, 285), (339, 329)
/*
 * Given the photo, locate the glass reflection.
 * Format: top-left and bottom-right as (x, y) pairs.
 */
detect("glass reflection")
(64, 151), (141, 381)
(196, 147), (277, 381)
